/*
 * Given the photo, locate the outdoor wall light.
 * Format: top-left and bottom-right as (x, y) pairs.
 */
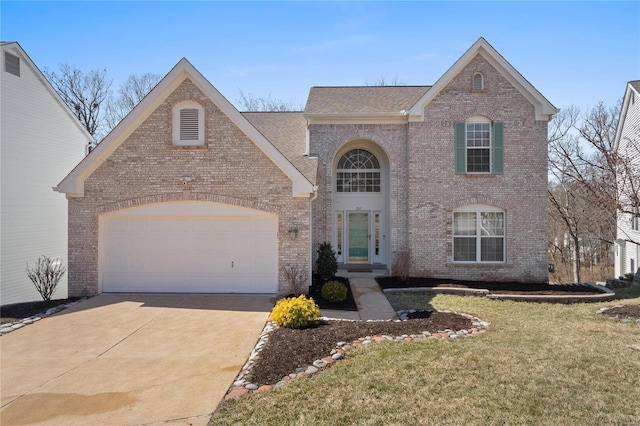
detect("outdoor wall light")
(288, 223), (298, 240)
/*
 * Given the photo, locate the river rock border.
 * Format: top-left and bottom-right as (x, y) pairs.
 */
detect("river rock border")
(224, 310), (490, 400)
(0, 299), (85, 336)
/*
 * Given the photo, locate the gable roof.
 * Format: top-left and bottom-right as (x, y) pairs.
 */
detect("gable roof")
(55, 58), (314, 198)
(407, 37), (558, 121)
(1, 42), (94, 143)
(614, 80), (640, 152)
(305, 86), (430, 116)
(242, 112), (317, 184)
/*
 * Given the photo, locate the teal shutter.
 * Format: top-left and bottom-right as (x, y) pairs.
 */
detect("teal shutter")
(493, 121), (504, 175)
(455, 121), (466, 174)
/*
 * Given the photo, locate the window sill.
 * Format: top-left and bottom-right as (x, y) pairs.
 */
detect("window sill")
(462, 173), (498, 177)
(171, 141), (207, 149)
(448, 261), (508, 267)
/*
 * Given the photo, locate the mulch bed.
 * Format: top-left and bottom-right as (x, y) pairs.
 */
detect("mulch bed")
(0, 298), (81, 325)
(600, 305), (640, 320)
(248, 311), (472, 385)
(309, 275), (358, 311)
(377, 276), (605, 295)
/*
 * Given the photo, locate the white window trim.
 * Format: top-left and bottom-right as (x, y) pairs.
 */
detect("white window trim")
(453, 204), (506, 263)
(466, 116), (492, 175)
(172, 101), (204, 146)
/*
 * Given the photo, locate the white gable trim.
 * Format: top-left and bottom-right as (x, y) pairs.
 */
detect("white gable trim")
(407, 38), (558, 122)
(55, 58), (314, 198)
(614, 81), (640, 152)
(1, 42), (94, 144)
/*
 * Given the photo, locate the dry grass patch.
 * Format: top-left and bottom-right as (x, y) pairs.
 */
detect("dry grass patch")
(211, 292), (640, 425)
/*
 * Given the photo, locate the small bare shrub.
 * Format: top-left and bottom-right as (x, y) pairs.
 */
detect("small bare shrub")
(283, 264), (308, 296)
(25, 255), (66, 301)
(392, 249), (411, 282)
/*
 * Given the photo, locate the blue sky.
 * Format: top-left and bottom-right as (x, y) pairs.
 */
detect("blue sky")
(2, 1), (639, 112)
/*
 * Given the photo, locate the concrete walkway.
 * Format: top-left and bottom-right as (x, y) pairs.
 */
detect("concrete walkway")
(321, 273), (397, 321)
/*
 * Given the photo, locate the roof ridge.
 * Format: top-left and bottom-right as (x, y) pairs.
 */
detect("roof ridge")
(310, 85), (431, 88)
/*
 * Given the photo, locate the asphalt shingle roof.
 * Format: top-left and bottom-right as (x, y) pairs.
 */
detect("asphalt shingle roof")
(304, 86), (431, 114)
(242, 112), (317, 185)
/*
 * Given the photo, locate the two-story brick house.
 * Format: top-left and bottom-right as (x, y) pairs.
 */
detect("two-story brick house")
(56, 38), (557, 296)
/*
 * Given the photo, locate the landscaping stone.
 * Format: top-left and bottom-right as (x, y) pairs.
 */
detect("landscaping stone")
(313, 360), (327, 368)
(224, 387), (248, 400)
(224, 309), (490, 400)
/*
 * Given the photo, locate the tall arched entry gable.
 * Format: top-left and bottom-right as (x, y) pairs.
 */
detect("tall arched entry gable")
(333, 141), (390, 267)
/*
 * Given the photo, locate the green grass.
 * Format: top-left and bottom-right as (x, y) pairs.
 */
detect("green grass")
(211, 291), (640, 425)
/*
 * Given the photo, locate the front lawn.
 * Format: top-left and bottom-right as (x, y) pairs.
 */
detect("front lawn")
(212, 287), (640, 425)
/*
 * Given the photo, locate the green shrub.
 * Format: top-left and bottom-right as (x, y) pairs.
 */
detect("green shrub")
(316, 242), (337, 282)
(270, 295), (320, 329)
(321, 280), (348, 303)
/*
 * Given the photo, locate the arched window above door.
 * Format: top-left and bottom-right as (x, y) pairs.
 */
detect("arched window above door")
(336, 149), (381, 192)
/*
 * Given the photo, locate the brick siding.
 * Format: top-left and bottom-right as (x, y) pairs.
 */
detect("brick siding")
(68, 79), (310, 297)
(310, 54), (549, 282)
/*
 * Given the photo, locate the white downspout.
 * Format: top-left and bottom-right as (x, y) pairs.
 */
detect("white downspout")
(308, 186), (319, 292)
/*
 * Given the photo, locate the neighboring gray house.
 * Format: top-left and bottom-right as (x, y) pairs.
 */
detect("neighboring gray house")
(55, 38), (557, 297)
(1, 42), (92, 305)
(613, 80), (640, 279)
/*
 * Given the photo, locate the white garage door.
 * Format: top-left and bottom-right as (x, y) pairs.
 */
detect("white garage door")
(100, 201), (278, 293)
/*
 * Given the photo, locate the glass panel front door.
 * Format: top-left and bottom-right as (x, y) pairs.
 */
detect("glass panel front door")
(348, 212), (369, 263)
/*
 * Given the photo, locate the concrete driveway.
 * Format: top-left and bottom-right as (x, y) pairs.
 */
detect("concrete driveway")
(0, 294), (274, 425)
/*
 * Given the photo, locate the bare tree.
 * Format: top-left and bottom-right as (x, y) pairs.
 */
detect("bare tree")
(236, 89), (301, 112)
(104, 72), (162, 131)
(364, 75), (405, 86)
(548, 102), (623, 282)
(44, 64), (112, 139)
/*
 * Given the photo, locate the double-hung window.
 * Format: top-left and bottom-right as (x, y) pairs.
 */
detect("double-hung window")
(455, 118), (503, 175)
(453, 206), (505, 262)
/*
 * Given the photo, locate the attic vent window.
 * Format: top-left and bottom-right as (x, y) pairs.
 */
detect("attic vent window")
(4, 52), (20, 77)
(180, 109), (199, 140)
(172, 101), (204, 146)
(473, 73), (484, 91)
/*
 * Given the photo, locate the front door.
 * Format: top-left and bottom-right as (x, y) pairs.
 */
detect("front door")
(348, 212), (369, 263)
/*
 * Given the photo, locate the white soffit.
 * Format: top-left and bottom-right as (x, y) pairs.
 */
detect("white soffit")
(613, 81), (639, 152)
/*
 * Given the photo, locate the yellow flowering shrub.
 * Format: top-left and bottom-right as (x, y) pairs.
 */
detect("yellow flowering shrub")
(270, 295), (320, 329)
